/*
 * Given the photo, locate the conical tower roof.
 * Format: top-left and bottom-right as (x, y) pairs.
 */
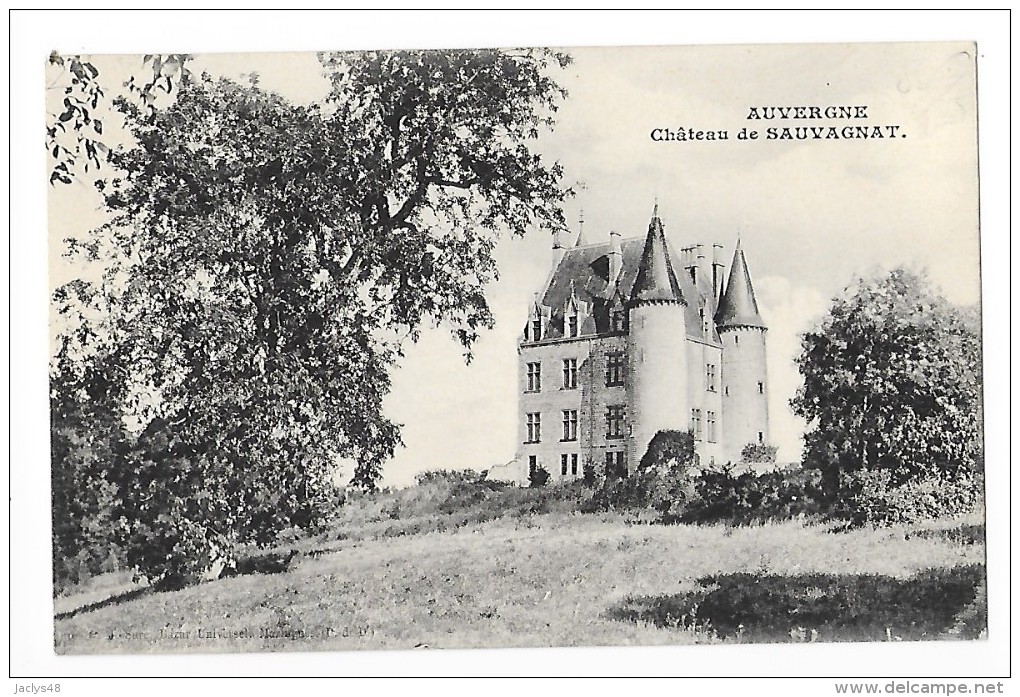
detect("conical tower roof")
(715, 241), (766, 329)
(629, 206), (685, 306)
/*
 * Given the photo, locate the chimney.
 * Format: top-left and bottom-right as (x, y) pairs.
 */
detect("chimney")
(712, 243), (725, 300)
(683, 246), (697, 284)
(608, 230), (622, 282)
(695, 244), (710, 289)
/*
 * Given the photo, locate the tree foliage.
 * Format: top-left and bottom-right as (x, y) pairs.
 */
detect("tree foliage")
(639, 429), (697, 472)
(740, 442), (778, 464)
(639, 430), (700, 523)
(52, 48), (572, 583)
(46, 53), (192, 184)
(528, 465), (550, 489)
(50, 337), (129, 591)
(791, 268), (983, 517)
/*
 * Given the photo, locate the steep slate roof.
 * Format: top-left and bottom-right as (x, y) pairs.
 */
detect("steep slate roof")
(539, 228), (720, 341)
(714, 242), (766, 329)
(629, 214), (685, 306)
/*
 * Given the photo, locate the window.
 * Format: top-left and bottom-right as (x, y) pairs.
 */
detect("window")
(526, 412), (542, 443)
(561, 453), (580, 477)
(707, 411), (717, 443)
(526, 362), (541, 392)
(606, 405), (626, 439)
(606, 352), (626, 386)
(528, 455), (537, 478)
(531, 318), (542, 342)
(612, 309), (626, 332)
(758, 381), (764, 394)
(758, 431), (764, 444)
(567, 314), (579, 338)
(690, 408), (703, 440)
(562, 409), (578, 441)
(724, 385), (729, 396)
(734, 335), (739, 345)
(606, 450), (626, 478)
(706, 363), (717, 392)
(562, 358), (577, 389)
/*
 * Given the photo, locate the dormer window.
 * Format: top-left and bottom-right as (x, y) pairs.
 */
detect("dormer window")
(612, 309), (626, 333)
(531, 318), (542, 342)
(567, 314), (579, 338)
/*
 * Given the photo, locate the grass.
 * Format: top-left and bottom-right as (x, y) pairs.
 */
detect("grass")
(52, 483), (986, 653)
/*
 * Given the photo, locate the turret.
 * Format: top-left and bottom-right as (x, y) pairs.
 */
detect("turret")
(715, 240), (770, 463)
(626, 205), (689, 470)
(575, 209), (589, 247)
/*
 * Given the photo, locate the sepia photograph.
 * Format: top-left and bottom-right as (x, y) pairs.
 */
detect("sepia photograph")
(45, 38), (987, 655)
(10, 8), (1011, 687)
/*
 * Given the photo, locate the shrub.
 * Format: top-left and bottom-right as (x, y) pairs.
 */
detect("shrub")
(639, 430), (695, 472)
(681, 464), (823, 526)
(832, 468), (982, 527)
(584, 430), (699, 523)
(529, 465), (550, 488)
(414, 468), (486, 487)
(741, 442), (778, 464)
(583, 470), (656, 513)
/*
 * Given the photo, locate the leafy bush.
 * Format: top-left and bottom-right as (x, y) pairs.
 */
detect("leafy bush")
(584, 430), (698, 523)
(529, 465), (550, 488)
(681, 464), (823, 526)
(741, 442), (778, 464)
(832, 468), (982, 527)
(639, 430), (695, 472)
(414, 468), (487, 487)
(583, 470), (656, 513)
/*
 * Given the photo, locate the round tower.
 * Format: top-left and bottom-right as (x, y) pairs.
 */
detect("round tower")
(715, 241), (770, 464)
(627, 209), (689, 470)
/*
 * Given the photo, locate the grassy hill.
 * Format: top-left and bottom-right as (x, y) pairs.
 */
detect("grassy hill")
(53, 477), (986, 654)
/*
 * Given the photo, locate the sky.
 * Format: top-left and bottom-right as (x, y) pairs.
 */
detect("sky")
(47, 42), (982, 487)
(382, 42), (981, 485)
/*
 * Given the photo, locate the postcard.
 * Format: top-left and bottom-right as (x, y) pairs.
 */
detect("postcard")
(47, 40), (985, 656)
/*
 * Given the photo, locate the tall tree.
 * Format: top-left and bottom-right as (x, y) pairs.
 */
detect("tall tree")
(53, 48), (572, 581)
(791, 268), (983, 506)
